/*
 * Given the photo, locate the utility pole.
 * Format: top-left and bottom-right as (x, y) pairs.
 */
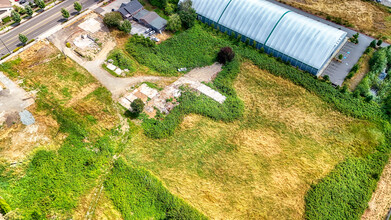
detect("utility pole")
(0, 37), (11, 54)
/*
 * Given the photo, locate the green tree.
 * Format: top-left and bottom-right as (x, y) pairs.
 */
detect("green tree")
(119, 19), (132, 34)
(11, 10), (21, 23)
(25, 5), (33, 17)
(377, 39), (383, 47)
(131, 98), (145, 115)
(103, 12), (123, 28)
(166, 14), (182, 32)
(74, 1), (82, 13)
(370, 40), (377, 48)
(217, 47), (235, 64)
(165, 3), (175, 15)
(61, 8), (70, 19)
(19, 34), (28, 45)
(178, 0), (196, 29)
(36, 0), (46, 9)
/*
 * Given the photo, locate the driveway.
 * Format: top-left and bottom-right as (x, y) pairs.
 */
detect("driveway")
(49, 24), (175, 99)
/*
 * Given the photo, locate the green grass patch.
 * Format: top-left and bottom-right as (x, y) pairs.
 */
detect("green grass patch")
(104, 158), (207, 220)
(106, 49), (135, 77)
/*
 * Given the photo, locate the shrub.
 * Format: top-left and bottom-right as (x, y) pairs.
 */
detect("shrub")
(338, 54), (343, 60)
(370, 40), (377, 48)
(107, 49), (134, 72)
(377, 39), (383, 47)
(1, 54), (10, 60)
(217, 46), (235, 64)
(131, 98), (145, 114)
(2, 16), (11, 23)
(0, 198), (11, 215)
(323, 75), (330, 81)
(66, 42), (71, 48)
(119, 19), (132, 33)
(103, 12), (122, 28)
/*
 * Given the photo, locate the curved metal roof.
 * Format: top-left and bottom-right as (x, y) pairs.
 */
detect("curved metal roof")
(180, 0), (347, 70)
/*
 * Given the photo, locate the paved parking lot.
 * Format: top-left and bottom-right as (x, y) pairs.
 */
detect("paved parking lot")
(322, 42), (365, 86)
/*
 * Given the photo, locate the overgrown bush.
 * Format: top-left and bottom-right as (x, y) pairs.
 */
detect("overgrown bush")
(217, 46), (235, 64)
(0, 198), (11, 215)
(107, 49), (134, 72)
(305, 143), (391, 220)
(103, 12), (122, 28)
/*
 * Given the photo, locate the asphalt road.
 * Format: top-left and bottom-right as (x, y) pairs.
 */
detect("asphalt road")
(0, 0), (99, 56)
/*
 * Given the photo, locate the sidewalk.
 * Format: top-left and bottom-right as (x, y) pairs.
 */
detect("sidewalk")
(0, 0), (61, 35)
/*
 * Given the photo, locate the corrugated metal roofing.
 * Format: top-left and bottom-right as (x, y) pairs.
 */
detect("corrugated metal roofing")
(179, 0), (347, 70)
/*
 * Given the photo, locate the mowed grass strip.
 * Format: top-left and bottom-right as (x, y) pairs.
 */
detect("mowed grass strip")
(124, 63), (384, 219)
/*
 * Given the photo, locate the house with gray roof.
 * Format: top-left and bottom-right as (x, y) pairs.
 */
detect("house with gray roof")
(118, 0), (143, 19)
(118, 0), (167, 33)
(136, 11), (167, 33)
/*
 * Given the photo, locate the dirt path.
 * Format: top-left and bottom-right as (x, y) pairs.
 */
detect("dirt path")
(49, 34), (176, 99)
(362, 158), (391, 220)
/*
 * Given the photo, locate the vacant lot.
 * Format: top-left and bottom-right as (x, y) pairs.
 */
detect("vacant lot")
(281, 0), (391, 40)
(124, 62), (384, 219)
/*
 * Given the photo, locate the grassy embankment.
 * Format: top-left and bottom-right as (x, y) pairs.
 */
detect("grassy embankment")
(0, 42), (205, 219)
(122, 23), (391, 219)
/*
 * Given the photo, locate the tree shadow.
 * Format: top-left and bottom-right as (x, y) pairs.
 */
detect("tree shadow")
(124, 110), (139, 119)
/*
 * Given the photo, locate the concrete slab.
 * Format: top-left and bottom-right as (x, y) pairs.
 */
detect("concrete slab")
(107, 63), (116, 71)
(114, 68), (122, 75)
(138, 83), (159, 99)
(78, 18), (103, 34)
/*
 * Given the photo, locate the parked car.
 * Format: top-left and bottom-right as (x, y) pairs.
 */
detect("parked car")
(150, 37), (160, 42)
(144, 28), (152, 34)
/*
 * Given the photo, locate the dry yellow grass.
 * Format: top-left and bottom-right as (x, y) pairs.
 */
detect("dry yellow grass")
(362, 158), (391, 220)
(0, 41), (119, 160)
(124, 62), (383, 219)
(280, 0), (391, 41)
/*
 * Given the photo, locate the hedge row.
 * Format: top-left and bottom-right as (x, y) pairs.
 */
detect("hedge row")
(104, 158), (207, 219)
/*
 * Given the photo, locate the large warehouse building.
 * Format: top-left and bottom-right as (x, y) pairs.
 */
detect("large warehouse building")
(181, 0), (348, 76)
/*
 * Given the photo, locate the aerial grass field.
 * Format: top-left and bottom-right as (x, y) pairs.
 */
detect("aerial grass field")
(124, 62), (384, 219)
(0, 18), (390, 219)
(0, 42), (203, 219)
